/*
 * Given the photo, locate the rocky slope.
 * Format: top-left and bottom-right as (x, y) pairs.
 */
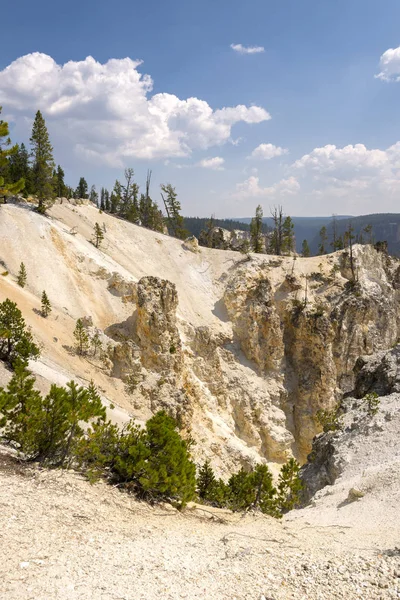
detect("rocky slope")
(0, 200), (399, 471)
(2, 446), (399, 600)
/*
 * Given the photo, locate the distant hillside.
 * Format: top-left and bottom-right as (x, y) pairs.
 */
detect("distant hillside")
(236, 214), (400, 256)
(184, 216), (270, 238)
(308, 213), (400, 256)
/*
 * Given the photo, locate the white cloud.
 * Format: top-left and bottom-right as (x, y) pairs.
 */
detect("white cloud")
(249, 143), (288, 160)
(233, 175), (300, 199)
(0, 53), (271, 166)
(292, 142), (400, 206)
(230, 43), (265, 55)
(375, 45), (400, 81)
(292, 144), (388, 173)
(198, 157), (225, 170)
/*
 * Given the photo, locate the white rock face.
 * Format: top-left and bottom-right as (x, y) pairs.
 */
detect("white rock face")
(0, 202), (399, 472)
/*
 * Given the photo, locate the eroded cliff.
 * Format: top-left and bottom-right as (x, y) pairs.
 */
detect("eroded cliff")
(0, 202), (399, 472)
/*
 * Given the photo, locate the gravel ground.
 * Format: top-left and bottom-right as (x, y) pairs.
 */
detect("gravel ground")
(1, 449), (399, 600)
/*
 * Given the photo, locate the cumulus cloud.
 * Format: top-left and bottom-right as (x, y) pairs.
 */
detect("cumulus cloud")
(0, 53), (271, 166)
(292, 142), (400, 205)
(230, 44), (265, 55)
(233, 175), (300, 199)
(249, 143), (288, 160)
(375, 46), (400, 81)
(292, 144), (388, 172)
(198, 157), (225, 170)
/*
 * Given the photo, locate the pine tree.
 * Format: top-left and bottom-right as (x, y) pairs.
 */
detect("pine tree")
(269, 205), (285, 255)
(0, 107), (25, 202)
(110, 180), (122, 213)
(2, 373), (106, 465)
(276, 458), (303, 513)
(17, 262), (27, 288)
(1, 361), (42, 448)
(54, 165), (67, 198)
(89, 185), (98, 205)
(30, 110), (55, 214)
(93, 222), (104, 248)
(90, 332), (102, 356)
(301, 239), (310, 257)
(282, 216), (295, 255)
(41, 291), (51, 318)
(139, 411), (196, 505)
(104, 189), (111, 212)
(363, 224), (373, 245)
(197, 460), (217, 500)
(318, 226), (328, 255)
(100, 187), (106, 211)
(8, 143), (31, 196)
(0, 299), (40, 366)
(75, 177), (88, 199)
(250, 205), (264, 253)
(161, 184), (187, 240)
(73, 318), (90, 355)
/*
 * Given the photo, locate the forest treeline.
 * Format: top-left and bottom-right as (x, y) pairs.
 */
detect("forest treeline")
(1, 106), (390, 256)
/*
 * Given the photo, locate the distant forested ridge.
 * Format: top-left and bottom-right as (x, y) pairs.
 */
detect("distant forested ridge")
(184, 216), (270, 238)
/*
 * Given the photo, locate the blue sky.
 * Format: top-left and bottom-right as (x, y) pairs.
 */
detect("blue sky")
(1, 0), (400, 217)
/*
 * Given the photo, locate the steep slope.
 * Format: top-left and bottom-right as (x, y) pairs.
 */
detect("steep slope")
(0, 200), (399, 471)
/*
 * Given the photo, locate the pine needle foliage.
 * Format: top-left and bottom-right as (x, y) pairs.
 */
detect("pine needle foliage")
(74, 318), (90, 355)
(0, 299), (40, 367)
(0, 107), (25, 201)
(17, 262), (27, 288)
(1, 371), (106, 466)
(30, 110), (55, 214)
(41, 291), (51, 318)
(76, 411), (196, 506)
(93, 223), (104, 248)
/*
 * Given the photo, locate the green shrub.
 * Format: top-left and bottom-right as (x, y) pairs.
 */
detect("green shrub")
(315, 404), (343, 433)
(1, 369), (106, 466)
(363, 392), (380, 416)
(276, 458), (303, 512)
(0, 299), (40, 367)
(76, 411), (196, 507)
(17, 262), (27, 288)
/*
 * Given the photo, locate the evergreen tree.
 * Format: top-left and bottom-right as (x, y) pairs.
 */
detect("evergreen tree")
(55, 165), (67, 198)
(301, 239), (310, 257)
(197, 460), (217, 500)
(0, 107), (25, 202)
(17, 262), (27, 288)
(75, 177), (88, 199)
(276, 458), (302, 513)
(227, 468), (255, 511)
(318, 226), (328, 255)
(110, 180), (122, 213)
(41, 291), (51, 318)
(93, 222), (104, 248)
(1, 361), (42, 447)
(90, 331), (102, 356)
(100, 187), (106, 211)
(73, 318), (90, 355)
(0, 299), (40, 366)
(8, 143), (31, 196)
(363, 224), (373, 245)
(2, 374), (106, 465)
(138, 411), (196, 505)
(30, 110), (55, 214)
(161, 184), (187, 240)
(282, 216), (295, 255)
(250, 205), (264, 253)
(89, 185), (98, 205)
(250, 464), (279, 517)
(104, 189), (111, 212)
(269, 205), (285, 255)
